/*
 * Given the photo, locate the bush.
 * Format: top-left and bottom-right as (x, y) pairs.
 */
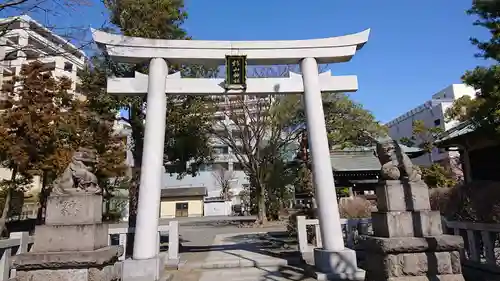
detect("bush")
(430, 181), (500, 223)
(421, 164), (456, 188)
(103, 211), (123, 223)
(286, 208), (315, 238)
(338, 197), (375, 219)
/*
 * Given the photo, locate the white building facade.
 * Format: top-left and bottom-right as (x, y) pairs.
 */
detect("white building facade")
(386, 84), (476, 167)
(0, 15), (86, 92)
(162, 95), (264, 211)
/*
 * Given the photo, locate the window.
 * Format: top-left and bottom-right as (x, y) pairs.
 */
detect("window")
(175, 202), (188, 217)
(213, 115), (225, 121)
(213, 162), (229, 170)
(233, 162), (244, 171)
(213, 146), (229, 155)
(64, 62), (73, 72)
(229, 115), (242, 124)
(215, 130), (229, 138)
(434, 119), (441, 126)
(232, 130), (243, 139)
(197, 163), (212, 171)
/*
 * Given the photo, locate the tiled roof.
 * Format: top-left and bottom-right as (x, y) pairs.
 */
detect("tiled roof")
(329, 143), (425, 172)
(330, 150), (380, 171)
(435, 121), (475, 144)
(161, 187), (207, 198)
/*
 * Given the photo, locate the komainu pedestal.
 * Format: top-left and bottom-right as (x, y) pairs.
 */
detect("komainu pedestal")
(12, 194), (122, 281)
(360, 136), (465, 281)
(11, 148), (122, 281)
(361, 181), (464, 281)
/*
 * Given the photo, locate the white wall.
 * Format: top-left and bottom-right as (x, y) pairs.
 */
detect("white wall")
(204, 201), (232, 216)
(431, 84), (476, 101)
(0, 15), (85, 93)
(386, 84), (475, 166)
(163, 169), (248, 202)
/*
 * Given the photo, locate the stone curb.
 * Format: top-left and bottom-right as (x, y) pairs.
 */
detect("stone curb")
(313, 270), (366, 281)
(180, 257), (290, 269)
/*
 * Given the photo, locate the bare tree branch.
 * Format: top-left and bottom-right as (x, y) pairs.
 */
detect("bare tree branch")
(0, 1), (109, 64)
(210, 65), (303, 222)
(0, 0), (30, 11)
(212, 166), (234, 200)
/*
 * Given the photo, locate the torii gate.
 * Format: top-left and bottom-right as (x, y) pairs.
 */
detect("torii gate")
(92, 29), (370, 280)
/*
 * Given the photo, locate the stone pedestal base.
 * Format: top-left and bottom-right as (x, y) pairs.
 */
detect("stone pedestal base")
(12, 246), (123, 281)
(383, 275), (465, 281)
(14, 265), (121, 281)
(313, 248), (365, 281)
(361, 235), (464, 281)
(122, 256), (165, 281)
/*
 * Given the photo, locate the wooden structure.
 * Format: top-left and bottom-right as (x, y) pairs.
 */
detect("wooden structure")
(436, 121), (500, 183)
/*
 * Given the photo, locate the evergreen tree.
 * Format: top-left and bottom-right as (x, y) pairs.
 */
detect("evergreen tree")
(449, 1), (500, 134)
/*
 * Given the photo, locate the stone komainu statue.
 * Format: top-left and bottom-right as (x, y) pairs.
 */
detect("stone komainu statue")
(51, 148), (101, 195)
(372, 135), (423, 183)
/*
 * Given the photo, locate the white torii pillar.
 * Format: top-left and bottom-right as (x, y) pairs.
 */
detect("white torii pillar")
(133, 58), (168, 260)
(93, 28), (370, 281)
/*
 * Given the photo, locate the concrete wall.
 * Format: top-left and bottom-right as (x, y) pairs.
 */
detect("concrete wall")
(204, 201), (232, 216)
(163, 169), (248, 204)
(159, 197), (204, 218)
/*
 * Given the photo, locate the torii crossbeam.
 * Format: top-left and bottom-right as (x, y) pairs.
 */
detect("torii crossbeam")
(107, 71), (358, 95)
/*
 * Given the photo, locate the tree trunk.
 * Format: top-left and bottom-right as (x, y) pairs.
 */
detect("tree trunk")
(36, 172), (49, 224)
(128, 167), (140, 228)
(0, 169), (16, 236)
(105, 197), (111, 215)
(125, 104), (144, 257)
(257, 183), (267, 224)
(128, 104), (144, 229)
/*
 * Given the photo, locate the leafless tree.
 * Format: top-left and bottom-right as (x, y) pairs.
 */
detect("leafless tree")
(212, 166), (234, 201)
(211, 66), (303, 224)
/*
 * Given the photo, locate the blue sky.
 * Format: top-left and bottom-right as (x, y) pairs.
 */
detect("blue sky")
(2, 0), (490, 123)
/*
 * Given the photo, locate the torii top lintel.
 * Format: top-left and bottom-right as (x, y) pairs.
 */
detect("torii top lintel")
(91, 29), (370, 65)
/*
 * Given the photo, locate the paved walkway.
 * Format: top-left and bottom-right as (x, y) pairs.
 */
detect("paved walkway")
(170, 225), (317, 281)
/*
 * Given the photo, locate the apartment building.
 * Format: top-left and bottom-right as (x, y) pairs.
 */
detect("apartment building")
(162, 94), (285, 215)
(386, 84), (476, 167)
(0, 15), (87, 199)
(0, 15), (86, 92)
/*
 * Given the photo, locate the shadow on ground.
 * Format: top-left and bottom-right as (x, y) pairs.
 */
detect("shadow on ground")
(178, 232), (318, 280)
